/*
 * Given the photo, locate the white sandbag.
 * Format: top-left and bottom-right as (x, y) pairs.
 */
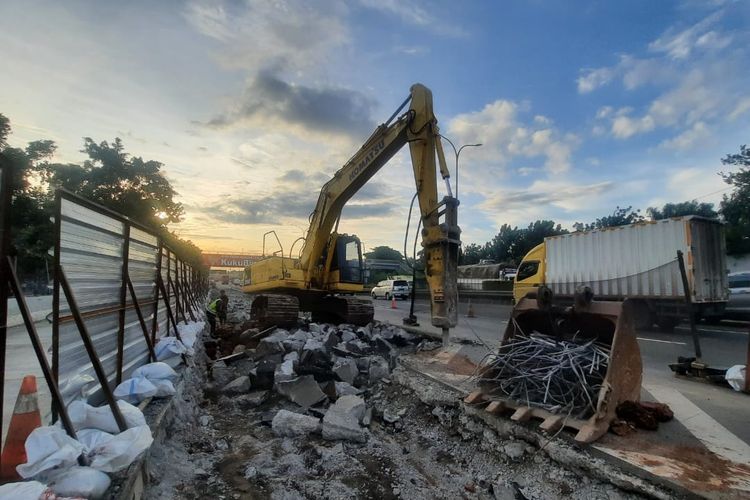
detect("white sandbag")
(47, 466), (111, 499)
(76, 428), (114, 454)
(151, 378), (176, 397)
(68, 400), (147, 434)
(113, 377), (158, 404)
(154, 336), (186, 360)
(16, 426), (85, 479)
(177, 321), (203, 349)
(726, 364), (746, 392)
(87, 425), (153, 473)
(132, 362), (178, 381)
(0, 481), (48, 500)
(58, 374), (96, 402)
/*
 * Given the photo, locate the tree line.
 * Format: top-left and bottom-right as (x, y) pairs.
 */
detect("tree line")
(460, 145), (750, 266)
(1, 113), (204, 288)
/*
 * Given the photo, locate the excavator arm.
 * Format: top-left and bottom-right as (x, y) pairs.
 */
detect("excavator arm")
(299, 83), (460, 330)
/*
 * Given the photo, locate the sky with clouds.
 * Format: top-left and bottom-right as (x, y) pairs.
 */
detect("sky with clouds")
(1, 0), (748, 255)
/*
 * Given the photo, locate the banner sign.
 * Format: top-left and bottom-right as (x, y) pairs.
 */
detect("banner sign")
(202, 253), (263, 268)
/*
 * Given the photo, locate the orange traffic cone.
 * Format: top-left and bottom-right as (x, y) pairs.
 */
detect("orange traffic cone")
(391, 296), (397, 309)
(466, 299), (476, 318)
(1, 375), (42, 480)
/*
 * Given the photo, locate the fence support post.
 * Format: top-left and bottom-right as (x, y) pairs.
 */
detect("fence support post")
(58, 266), (128, 432)
(6, 258), (79, 439)
(117, 225), (130, 384)
(127, 276), (158, 363)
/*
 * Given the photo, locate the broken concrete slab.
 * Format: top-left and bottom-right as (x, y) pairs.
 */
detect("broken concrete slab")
(211, 361), (237, 387)
(340, 330), (356, 342)
(271, 409), (320, 437)
(368, 357), (390, 383)
(222, 375), (251, 394)
(333, 358), (359, 385)
(277, 375), (328, 408)
(345, 339), (372, 355)
(249, 359), (278, 389)
(334, 381), (363, 397)
(274, 358), (296, 385)
(256, 335), (286, 356)
(322, 395), (367, 443)
(322, 330), (340, 349)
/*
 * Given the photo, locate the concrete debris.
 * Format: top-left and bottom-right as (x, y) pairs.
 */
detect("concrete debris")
(271, 410), (321, 437)
(277, 375), (328, 408)
(149, 289), (655, 500)
(502, 441), (527, 460)
(249, 359), (278, 389)
(232, 345), (246, 354)
(239, 328), (259, 345)
(334, 381), (363, 397)
(322, 395), (367, 443)
(368, 357), (390, 383)
(333, 358), (359, 385)
(222, 375), (251, 394)
(211, 361), (236, 387)
(274, 358), (296, 385)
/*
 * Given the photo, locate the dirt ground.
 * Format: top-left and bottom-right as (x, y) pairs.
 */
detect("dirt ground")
(143, 289), (661, 500)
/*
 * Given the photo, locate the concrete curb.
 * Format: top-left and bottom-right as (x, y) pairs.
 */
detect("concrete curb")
(6, 309), (52, 328)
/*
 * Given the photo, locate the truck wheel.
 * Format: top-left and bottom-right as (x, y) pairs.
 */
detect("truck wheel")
(656, 316), (679, 332)
(371, 291), (377, 299)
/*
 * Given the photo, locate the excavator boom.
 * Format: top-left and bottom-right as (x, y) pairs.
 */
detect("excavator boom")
(246, 83), (460, 331)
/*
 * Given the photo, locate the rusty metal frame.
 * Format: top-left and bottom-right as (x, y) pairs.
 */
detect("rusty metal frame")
(0, 159), (79, 474)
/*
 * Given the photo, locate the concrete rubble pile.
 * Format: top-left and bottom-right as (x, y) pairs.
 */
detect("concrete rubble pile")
(208, 317), (423, 445)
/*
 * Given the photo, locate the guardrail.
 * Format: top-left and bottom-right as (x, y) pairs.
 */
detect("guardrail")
(0, 155), (207, 472)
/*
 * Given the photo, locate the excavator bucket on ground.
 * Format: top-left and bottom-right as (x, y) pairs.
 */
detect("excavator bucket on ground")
(469, 291), (642, 443)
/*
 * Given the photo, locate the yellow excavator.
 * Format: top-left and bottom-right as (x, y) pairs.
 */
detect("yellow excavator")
(242, 83), (460, 338)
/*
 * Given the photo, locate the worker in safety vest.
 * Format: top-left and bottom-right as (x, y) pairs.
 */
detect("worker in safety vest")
(206, 297), (220, 336)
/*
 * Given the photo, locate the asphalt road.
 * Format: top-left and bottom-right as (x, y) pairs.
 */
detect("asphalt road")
(372, 296), (750, 444)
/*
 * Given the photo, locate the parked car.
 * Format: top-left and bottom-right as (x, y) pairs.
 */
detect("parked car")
(725, 271), (750, 320)
(371, 279), (410, 300)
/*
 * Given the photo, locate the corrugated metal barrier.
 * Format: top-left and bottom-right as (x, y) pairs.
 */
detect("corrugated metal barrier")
(0, 158), (207, 475)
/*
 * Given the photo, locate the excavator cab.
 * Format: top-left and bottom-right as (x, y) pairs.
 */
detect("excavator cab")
(328, 234), (364, 285)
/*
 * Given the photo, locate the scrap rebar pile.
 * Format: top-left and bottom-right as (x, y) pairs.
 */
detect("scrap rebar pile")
(476, 333), (610, 419)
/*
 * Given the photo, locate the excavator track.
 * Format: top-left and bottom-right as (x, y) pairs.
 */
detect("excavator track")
(250, 294), (300, 329)
(310, 296), (374, 326)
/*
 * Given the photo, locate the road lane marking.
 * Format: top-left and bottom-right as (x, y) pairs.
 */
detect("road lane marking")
(636, 337), (686, 345)
(676, 326), (749, 336)
(644, 383), (750, 464)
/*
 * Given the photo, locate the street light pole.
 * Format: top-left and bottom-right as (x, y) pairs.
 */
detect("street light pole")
(439, 135), (481, 201)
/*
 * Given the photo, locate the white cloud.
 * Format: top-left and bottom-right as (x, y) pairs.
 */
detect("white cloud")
(648, 11), (726, 60)
(583, 8), (749, 144)
(183, 0), (350, 72)
(358, 0), (466, 37)
(577, 66), (616, 94)
(659, 121), (710, 150)
(665, 166), (728, 203)
(447, 100), (578, 175)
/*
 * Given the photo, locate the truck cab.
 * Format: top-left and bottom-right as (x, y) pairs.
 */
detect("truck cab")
(513, 243), (545, 303)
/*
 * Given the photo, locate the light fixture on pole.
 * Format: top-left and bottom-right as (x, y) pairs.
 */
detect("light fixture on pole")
(439, 135), (482, 200)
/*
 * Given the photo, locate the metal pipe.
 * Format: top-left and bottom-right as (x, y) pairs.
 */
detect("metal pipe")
(116, 225), (130, 384)
(127, 276), (158, 363)
(0, 156), (12, 470)
(677, 250), (702, 360)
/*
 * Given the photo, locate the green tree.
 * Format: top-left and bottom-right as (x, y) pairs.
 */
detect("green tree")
(720, 144), (750, 255)
(647, 201), (718, 220)
(573, 205), (644, 232)
(1, 113), (204, 279)
(460, 243), (484, 265)
(364, 245), (403, 261)
(48, 138), (184, 228)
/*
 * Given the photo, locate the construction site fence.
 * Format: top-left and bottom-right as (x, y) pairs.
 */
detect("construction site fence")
(0, 156), (208, 469)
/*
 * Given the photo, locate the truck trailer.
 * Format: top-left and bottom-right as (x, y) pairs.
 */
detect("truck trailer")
(513, 216), (728, 330)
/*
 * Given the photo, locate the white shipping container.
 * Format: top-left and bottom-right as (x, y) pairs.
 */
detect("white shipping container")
(545, 217), (727, 303)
